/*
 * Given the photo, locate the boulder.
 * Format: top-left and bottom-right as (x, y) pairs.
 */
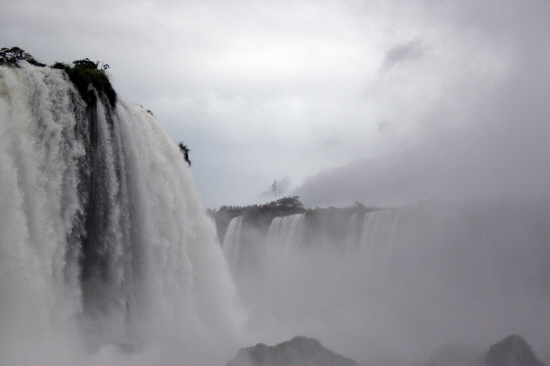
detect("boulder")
(226, 336), (358, 366)
(485, 335), (545, 366)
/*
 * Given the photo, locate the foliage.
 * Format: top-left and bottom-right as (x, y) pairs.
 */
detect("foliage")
(274, 196), (304, 210)
(52, 58), (116, 107)
(0, 47), (45, 66)
(1, 48), (116, 107)
(178, 142), (191, 166)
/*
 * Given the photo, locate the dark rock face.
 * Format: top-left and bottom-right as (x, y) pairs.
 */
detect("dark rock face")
(226, 336), (358, 366)
(485, 335), (545, 366)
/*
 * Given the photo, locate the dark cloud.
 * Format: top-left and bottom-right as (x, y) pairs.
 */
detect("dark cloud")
(380, 38), (427, 71)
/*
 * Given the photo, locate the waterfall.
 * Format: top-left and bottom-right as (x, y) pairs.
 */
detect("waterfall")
(222, 215), (244, 276)
(263, 213), (305, 289)
(357, 209), (399, 270)
(220, 201), (550, 362)
(0, 62), (242, 365)
(343, 212), (364, 257)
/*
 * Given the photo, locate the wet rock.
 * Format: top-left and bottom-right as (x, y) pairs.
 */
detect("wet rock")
(485, 335), (545, 366)
(225, 336), (358, 366)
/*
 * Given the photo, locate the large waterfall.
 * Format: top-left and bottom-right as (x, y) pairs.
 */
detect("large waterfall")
(3, 61), (550, 366)
(0, 62), (243, 366)
(221, 201), (550, 363)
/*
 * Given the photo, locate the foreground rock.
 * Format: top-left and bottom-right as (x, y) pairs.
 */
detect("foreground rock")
(485, 335), (545, 366)
(226, 334), (546, 366)
(422, 335), (546, 366)
(225, 336), (358, 366)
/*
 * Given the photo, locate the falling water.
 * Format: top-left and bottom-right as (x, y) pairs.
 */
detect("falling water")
(263, 213), (305, 290)
(225, 201), (550, 363)
(222, 215), (244, 276)
(0, 62), (242, 366)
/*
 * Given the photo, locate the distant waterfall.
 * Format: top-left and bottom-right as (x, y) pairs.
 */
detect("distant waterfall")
(357, 209), (399, 269)
(221, 201), (550, 361)
(263, 213), (305, 289)
(222, 215), (244, 276)
(219, 203), (550, 301)
(0, 62), (242, 365)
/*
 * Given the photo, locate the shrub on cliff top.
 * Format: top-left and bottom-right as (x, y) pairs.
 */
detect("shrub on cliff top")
(0, 47), (45, 66)
(52, 58), (116, 107)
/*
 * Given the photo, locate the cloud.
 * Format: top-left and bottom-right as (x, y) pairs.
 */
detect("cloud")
(380, 38), (427, 71)
(1, 0), (548, 208)
(294, 0), (550, 208)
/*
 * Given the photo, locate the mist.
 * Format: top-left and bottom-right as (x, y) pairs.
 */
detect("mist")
(239, 8), (550, 361)
(293, 0), (550, 209)
(221, 200), (550, 365)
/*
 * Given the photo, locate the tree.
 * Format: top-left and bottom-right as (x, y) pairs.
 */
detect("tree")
(0, 47), (44, 66)
(178, 142), (191, 166)
(52, 58), (116, 107)
(276, 196), (303, 210)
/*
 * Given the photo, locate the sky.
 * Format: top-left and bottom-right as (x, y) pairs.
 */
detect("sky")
(1, 0), (549, 209)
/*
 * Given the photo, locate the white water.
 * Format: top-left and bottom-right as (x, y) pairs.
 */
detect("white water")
(263, 213), (305, 290)
(226, 202), (550, 363)
(222, 215), (244, 276)
(0, 62), (243, 366)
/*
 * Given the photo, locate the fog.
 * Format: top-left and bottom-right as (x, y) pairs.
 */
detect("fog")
(293, 0), (550, 209)
(222, 201), (550, 365)
(296, 72), (550, 209)
(233, 8), (550, 361)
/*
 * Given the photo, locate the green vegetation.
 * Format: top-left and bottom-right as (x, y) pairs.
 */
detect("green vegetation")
(52, 58), (116, 107)
(178, 142), (191, 166)
(1, 47), (117, 108)
(0, 47), (45, 66)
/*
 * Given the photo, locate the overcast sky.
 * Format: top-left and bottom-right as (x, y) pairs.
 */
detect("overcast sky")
(1, 0), (549, 209)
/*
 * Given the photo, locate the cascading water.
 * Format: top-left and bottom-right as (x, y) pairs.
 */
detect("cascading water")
(224, 200), (550, 363)
(222, 215), (244, 276)
(357, 208), (400, 270)
(263, 213), (305, 290)
(0, 62), (243, 366)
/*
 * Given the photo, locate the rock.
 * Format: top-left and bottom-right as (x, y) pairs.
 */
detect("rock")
(485, 335), (545, 366)
(226, 336), (358, 366)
